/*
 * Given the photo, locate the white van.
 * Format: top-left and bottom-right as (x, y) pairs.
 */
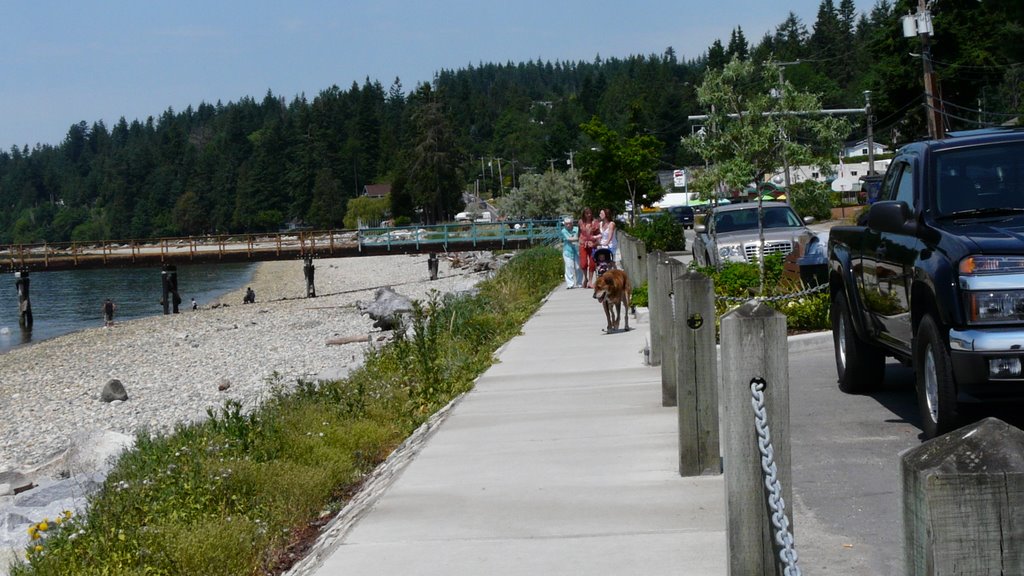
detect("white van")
(455, 211), (493, 223)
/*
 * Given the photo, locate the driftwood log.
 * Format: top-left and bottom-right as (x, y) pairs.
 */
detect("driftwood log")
(356, 287), (413, 330)
(326, 334), (371, 346)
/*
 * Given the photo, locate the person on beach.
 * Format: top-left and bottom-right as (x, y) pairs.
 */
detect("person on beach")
(560, 216), (581, 289)
(243, 287), (256, 304)
(102, 298), (116, 327)
(191, 297), (198, 311)
(577, 207), (599, 288)
(598, 208), (619, 269)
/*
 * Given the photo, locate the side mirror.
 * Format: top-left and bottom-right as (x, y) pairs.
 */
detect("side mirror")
(695, 224), (707, 233)
(803, 216), (816, 225)
(867, 200), (916, 235)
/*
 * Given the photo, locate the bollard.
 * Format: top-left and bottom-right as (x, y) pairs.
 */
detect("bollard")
(656, 256), (679, 407)
(646, 250), (665, 367)
(902, 417), (1024, 575)
(721, 300), (793, 576)
(14, 271), (32, 329)
(673, 268), (719, 476)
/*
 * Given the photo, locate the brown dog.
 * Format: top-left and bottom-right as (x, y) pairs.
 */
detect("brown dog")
(592, 269), (631, 332)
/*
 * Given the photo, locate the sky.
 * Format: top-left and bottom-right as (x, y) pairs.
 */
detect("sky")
(1, 0), (875, 152)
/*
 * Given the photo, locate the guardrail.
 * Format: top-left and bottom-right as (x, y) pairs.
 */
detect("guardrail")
(357, 219), (560, 251)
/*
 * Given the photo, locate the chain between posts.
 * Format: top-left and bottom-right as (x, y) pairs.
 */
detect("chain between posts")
(716, 281), (828, 304)
(750, 377), (800, 576)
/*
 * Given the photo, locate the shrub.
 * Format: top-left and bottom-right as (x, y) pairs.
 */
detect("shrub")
(626, 213), (686, 252)
(788, 181), (832, 222)
(692, 254), (829, 331)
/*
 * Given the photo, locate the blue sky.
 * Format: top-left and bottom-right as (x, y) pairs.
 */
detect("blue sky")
(1, 1), (874, 151)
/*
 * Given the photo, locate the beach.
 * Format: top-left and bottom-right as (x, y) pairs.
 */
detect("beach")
(0, 253), (490, 475)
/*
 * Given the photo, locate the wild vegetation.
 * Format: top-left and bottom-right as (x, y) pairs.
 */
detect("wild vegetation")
(7, 246), (562, 576)
(0, 0), (1020, 244)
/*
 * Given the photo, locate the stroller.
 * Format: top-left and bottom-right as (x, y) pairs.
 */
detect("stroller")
(594, 247), (615, 277)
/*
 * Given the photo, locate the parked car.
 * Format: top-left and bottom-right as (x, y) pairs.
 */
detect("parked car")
(664, 205), (695, 228)
(692, 202), (816, 267)
(828, 127), (1024, 438)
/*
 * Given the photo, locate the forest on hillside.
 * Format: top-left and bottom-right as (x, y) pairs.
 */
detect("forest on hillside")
(0, 0), (1020, 243)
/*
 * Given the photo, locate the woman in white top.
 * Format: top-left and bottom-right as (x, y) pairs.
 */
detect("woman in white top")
(597, 208), (618, 267)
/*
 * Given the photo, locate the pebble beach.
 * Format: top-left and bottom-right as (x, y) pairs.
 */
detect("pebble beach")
(0, 253), (490, 475)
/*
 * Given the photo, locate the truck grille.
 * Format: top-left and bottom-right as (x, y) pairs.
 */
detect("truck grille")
(744, 241), (793, 261)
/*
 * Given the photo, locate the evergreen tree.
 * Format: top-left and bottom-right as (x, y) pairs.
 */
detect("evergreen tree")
(727, 27), (749, 61)
(402, 87), (464, 223)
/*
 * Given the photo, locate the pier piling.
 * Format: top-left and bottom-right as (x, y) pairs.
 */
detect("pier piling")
(14, 271), (32, 329)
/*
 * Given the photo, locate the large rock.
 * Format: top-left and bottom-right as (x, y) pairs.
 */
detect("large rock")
(357, 287), (413, 331)
(100, 379), (128, 402)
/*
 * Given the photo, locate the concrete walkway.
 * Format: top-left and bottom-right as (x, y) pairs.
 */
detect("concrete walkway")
(307, 286), (726, 575)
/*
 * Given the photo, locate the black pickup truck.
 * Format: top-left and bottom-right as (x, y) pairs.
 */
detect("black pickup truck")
(828, 128), (1024, 438)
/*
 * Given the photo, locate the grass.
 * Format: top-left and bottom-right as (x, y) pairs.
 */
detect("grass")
(9, 246), (563, 576)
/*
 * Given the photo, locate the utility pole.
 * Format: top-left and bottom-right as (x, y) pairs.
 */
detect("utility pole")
(865, 90), (876, 175)
(903, 1), (944, 139)
(479, 157), (487, 195)
(566, 150), (576, 175)
(496, 158), (504, 195)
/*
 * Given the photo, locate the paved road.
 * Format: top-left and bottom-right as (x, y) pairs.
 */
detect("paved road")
(787, 339), (920, 575)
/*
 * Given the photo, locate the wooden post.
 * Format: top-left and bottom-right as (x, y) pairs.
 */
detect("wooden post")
(14, 271), (32, 329)
(674, 268), (720, 476)
(657, 255), (679, 407)
(646, 250), (665, 367)
(427, 252), (439, 281)
(902, 417), (1024, 575)
(160, 265), (181, 314)
(616, 230), (632, 279)
(721, 300), (792, 576)
(636, 238), (647, 287)
(160, 267), (171, 315)
(304, 256), (317, 297)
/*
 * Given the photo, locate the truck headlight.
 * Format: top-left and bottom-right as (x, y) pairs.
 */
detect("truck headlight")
(718, 245), (743, 262)
(966, 290), (1024, 323)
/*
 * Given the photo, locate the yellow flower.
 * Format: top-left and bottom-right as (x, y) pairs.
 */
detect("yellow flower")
(34, 545), (43, 552)
(27, 526), (37, 536)
(64, 510), (73, 519)
(38, 521), (49, 531)
(31, 532), (40, 541)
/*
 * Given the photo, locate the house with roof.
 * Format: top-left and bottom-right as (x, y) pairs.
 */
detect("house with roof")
(362, 183), (391, 199)
(842, 139), (889, 159)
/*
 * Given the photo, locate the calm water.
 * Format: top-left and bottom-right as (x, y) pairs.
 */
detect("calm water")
(0, 263), (256, 354)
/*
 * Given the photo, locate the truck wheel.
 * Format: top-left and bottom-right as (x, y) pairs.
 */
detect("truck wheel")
(831, 290), (885, 393)
(913, 315), (959, 439)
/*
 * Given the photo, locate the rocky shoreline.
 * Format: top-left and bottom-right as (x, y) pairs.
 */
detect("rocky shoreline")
(0, 253), (492, 568)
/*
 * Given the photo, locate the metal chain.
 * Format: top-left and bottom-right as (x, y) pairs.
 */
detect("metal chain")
(716, 281), (828, 304)
(749, 377), (801, 576)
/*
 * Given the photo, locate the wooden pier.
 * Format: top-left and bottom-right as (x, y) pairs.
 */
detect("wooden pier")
(0, 220), (560, 273)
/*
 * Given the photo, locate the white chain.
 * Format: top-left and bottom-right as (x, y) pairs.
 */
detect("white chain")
(750, 377), (801, 576)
